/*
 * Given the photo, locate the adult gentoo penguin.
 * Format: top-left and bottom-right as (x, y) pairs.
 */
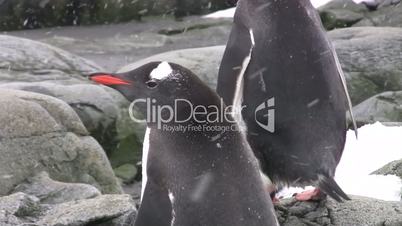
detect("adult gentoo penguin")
(90, 62), (279, 226)
(217, 0), (357, 202)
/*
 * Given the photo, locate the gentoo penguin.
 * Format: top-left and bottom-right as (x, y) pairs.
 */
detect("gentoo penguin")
(90, 62), (279, 226)
(217, 0), (357, 202)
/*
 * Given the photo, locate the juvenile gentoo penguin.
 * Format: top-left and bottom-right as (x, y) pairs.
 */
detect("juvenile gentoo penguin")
(90, 62), (279, 226)
(217, 0), (357, 202)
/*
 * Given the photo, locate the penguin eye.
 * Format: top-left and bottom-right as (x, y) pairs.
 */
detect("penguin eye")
(146, 80), (158, 89)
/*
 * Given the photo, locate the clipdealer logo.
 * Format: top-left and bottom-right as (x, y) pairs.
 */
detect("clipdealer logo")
(128, 98), (275, 132)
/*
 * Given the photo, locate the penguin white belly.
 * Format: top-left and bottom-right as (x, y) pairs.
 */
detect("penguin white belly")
(141, 127), (151, 200)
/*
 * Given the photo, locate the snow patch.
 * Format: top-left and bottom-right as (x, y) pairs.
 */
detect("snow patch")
(278, 123), (402, 201)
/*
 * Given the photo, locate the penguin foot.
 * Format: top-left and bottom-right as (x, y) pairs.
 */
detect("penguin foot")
(270, 193), (280, 204)
(268, 186), (280, 204)
(294, 188), (325, 201)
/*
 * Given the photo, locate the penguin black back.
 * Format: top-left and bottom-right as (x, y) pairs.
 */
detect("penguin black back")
(90, 62), (279, 226)
(217, 0), (356, 201)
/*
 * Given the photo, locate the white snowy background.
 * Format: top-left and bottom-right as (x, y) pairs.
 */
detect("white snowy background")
(206, 0), (402, 202)
(278, 123), (402, 201)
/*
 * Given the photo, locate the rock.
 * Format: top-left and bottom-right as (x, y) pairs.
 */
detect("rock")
(318, 0), (368, 30)
(353, 91), (402, 126)
(37, 194), (137, 226)
(0, 192), (137, 226)
(118, 45), (225, 89)
(113, 164), (138, 184)
(328, 196), (402, 225)
(353, 0), (402, 27)
(328, 27), (402, 105)
(30, 17), (232, 72)
(380, 122), (402, 127)
(13, 171), (101, 204)
(0, 89), (122, 196)
(0, 0), (233, 31)
(318, 0), (402, 29)
(0, 81), (143, 166)
(275, 196), (402, 226)
(0, 35), (144, 169)
(0, 192), (41, 226)
(122, 181), (142, 206)
(373, 159), (402, 180)
(0, 35), (101, 84)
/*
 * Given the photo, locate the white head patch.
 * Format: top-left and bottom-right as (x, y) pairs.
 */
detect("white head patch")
(150, 61), (173, 80)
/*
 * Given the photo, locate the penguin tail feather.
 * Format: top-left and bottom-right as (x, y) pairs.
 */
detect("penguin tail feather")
(318, 175), (351, 202)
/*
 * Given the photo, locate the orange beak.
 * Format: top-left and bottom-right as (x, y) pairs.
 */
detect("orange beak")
(89, 73), (131, 85)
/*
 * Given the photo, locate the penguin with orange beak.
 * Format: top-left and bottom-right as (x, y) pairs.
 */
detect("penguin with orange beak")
(90, 62), (279, 226)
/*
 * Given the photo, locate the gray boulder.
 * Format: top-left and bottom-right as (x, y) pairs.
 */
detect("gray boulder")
(37, 194), (136, 226)
(318, 0), (368, 30)
(353, 91), (402, 126)
(329, 27), (402, 105)
(353, 0), (402, 27)
(0, 89), (122, 195)
(0, 193), (41, 226)
(276, 196), (402, 226)
(0, 81), (143, 167)
(373, 159), (402, 181)
(13, 171), (101, 204)
(318, 0), (402, 29)
(0, 35), (101, 84)
(0, 192), (136, 226)
(0, 35), (143, 169)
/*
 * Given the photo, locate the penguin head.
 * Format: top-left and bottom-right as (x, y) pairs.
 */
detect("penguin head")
(89, 61), (218, 119)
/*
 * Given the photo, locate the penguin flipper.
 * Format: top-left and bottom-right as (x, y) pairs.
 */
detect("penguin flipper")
(135, 180), (172, 226)
(329, 42), (358, 139)
(318, 174), (351, 202)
